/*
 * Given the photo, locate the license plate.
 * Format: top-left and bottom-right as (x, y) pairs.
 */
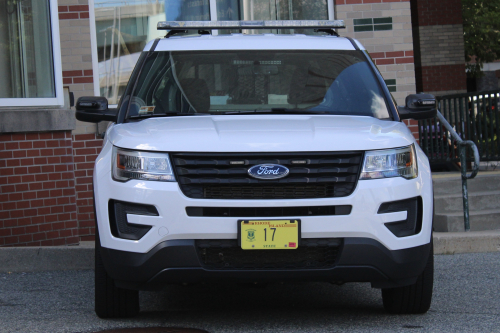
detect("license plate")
(238, 219), (300, 250)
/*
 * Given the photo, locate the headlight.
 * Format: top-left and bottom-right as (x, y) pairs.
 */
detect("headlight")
(112, 147), (175, 182)
(359, 144), (417, 180)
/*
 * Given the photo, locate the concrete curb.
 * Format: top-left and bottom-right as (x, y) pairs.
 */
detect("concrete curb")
(0, 242), (94, 273)
(433, 230), (500, 255)
(1, 233), (500, 273)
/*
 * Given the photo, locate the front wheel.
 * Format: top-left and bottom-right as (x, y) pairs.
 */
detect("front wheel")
(95, 230), (140, 318)
(381, 243), (434, 314)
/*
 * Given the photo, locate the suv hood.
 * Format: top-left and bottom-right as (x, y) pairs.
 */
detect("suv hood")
(108, 115), (415, 152)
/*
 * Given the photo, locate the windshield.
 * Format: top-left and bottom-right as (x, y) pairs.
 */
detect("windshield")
(126, 50), (391, 119)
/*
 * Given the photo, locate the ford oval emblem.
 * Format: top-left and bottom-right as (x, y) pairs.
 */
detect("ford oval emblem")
(248, 164), (289, 180)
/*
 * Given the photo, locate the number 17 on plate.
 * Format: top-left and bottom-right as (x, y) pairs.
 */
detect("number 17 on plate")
(239, 219), (300, 250)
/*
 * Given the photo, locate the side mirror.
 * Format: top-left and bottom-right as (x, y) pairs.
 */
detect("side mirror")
(398, 93), (437, 120)
(75, 96), (117, 123)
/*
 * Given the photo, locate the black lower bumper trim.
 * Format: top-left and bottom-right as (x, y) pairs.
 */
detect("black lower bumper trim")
(100, 237), (431, 290)
(137, 266), (395, 291)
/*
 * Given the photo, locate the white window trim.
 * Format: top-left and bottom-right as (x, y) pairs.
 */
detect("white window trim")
(328, 0), (335, 20)
(209, 0), (218, 35)
(89, 0), (100, 98)
(2, 0), (64, 107)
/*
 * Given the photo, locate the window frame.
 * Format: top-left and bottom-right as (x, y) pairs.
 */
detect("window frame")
(2, 0), (64, 107)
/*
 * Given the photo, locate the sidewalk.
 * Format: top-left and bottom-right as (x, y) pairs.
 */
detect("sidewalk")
(1, 232), (500, 273)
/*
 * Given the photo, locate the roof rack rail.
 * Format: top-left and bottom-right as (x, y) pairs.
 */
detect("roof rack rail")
(157, 20), (346, 31)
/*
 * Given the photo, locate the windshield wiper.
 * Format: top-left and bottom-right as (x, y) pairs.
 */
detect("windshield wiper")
(216, 108), (331, 115)
(128, 112), (210, 119)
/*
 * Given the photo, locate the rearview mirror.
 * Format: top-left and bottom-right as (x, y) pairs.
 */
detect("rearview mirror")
(398, 93), (437, 120)
(75, 96), (117, 123)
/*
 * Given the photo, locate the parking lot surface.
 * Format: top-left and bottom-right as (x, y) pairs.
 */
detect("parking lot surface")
(1, 252), (499, 333)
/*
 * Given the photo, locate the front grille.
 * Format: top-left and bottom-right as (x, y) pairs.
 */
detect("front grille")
(196, 238), (342, 270)
(171, 152), (362, 199)
(186, 205), (352, 217)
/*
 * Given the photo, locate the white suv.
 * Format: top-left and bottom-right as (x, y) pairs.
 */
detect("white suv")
(76, 21), (436, 318)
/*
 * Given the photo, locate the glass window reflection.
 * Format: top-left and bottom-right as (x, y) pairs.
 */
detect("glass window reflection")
(217, 0), (328, 34)
(94, 0), (328, 104)
(0, 0), (55, 98)
(95, 0), (211, 104)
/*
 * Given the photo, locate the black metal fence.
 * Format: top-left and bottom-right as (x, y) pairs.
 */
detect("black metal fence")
(418, 90), (500, 163)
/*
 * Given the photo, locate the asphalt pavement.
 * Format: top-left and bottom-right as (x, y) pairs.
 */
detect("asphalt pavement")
(1, 252), (500, 333)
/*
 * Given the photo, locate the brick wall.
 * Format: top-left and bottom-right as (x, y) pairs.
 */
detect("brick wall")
(0, 132), (78, 246)
(410, 0), (466, 95)
(336, 0), (416, 106)
(58, 0), (96, 136)
(410, 0), (464, 26)
(72, 134), (103, 242)
(404, 119), (420, 143)
(57, 0), (101, 242)
(417, 25), (465, 67)
(371, 51), (414, 65)
(416, 64), (467, 93)
(63, 69), (94, 85)
(58, 4), (90, 20)
(0, 131), (104, 246)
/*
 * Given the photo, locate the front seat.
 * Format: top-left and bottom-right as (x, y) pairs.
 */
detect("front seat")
(178, 78), (211, 112)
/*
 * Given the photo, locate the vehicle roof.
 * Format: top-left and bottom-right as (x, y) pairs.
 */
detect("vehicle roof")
(145, 34), (364, 52)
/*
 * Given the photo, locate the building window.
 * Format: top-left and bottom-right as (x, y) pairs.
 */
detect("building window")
(385, 79), (397, 92)
(94, 0), (214, 104)
(217, 0), (328, 34)
(166, 0), (210, 20)
(93, 0), (331, 104)
(0, 0), (63, 107)
(353, 17), (392, 33)
(94, 1), (169, 104)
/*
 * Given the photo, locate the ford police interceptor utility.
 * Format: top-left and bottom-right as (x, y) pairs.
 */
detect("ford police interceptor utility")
(76, 20), (437, 318)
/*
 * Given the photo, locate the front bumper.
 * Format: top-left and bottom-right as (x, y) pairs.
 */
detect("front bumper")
(100, 237), (432, 290)
(94, 141), (433, 254)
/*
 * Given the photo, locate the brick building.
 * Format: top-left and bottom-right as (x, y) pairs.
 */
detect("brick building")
(0, 0), (468, 247)
(410, 0), (467, 95)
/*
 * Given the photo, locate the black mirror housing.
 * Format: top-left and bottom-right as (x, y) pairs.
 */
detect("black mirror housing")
(398, 93), (437, 120)
(75, 96), (117, 123)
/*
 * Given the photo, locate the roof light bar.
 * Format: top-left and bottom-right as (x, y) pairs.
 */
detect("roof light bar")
(157, 20), (346, 31)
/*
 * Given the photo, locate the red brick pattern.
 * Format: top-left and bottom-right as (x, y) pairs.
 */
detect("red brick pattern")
(416, 64), (467, 92)
(63, 70), (93, 85)
(58, 5), (89, 20)
(336, 0), (409, 4)
(411, 0), (463, 26)
(0, 132), (78, 247)
(404, 119), (420, 143)
(370, 51), (414, 66)
(73, 134), (103, 242)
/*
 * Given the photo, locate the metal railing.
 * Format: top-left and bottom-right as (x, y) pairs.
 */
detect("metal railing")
(434, 111), (480, 231)
(419, 90), (500, 163)
(417, 91), (500, 230)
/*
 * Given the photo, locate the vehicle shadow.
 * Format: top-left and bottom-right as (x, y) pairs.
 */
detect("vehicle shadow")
(134, 282), (394, 332)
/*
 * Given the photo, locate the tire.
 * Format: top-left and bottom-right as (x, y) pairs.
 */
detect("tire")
(381, 243), (434, 314)
(94, 230), (140, 318)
